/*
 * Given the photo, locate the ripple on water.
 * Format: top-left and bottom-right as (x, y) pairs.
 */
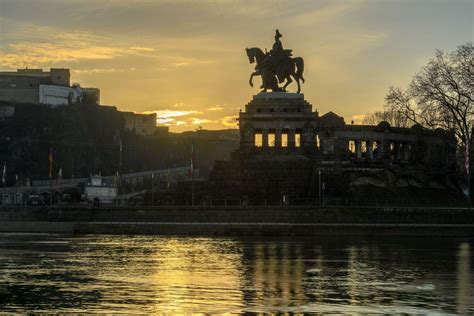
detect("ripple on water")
(0, 233), (471, 314)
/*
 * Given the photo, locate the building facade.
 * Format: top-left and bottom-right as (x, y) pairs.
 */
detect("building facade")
(0, 68), (100, 106)
(123, 112), (158, 136)
(209, 92), (460, 206)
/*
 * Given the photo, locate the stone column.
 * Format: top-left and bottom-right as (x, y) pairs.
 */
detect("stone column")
(367, 140), (374, 159)
(275, 129), (282, 148)
(396, 143), (401, 160)
(288, 129), (296, 148)
(302, 129), (314, 151)
(249, 128), (255, 147)
(403, 143), (410, 161)
(262, 129), (268, 148)
(240, 123), (254, 150)
(355, 140), (362, 159)
(380, 140), (390, 160)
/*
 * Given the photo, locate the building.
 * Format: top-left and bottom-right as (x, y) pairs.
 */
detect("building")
(123, 111), (158, 136)
(209, 92), (461, 206)
(0, 68), (100, 106)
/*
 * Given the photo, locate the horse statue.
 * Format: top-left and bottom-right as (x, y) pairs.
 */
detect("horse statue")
(246, 47), (305, 93)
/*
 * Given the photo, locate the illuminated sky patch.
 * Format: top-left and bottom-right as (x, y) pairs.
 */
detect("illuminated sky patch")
(0, 0), (472, 131)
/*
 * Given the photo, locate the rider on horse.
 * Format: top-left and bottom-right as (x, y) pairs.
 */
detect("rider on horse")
(261, 29), (292, 83)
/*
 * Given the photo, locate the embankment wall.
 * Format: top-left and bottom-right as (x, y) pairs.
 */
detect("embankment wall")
(0, 206), (473, 236)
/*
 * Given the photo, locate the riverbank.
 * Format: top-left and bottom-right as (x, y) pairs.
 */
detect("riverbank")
(1, 206), (473, 236)
(1, 221), (473, 236)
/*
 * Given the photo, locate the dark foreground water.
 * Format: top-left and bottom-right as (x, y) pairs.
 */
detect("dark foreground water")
(0, 234), (472, 314)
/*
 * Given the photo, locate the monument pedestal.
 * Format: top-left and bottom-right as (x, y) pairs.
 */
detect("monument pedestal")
(238, 92), (319, 154)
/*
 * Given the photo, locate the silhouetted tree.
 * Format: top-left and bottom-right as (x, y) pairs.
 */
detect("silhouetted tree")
(365, 44), (472, 179)
(384, 43), (473, 150)
(363, 108), (410, 127)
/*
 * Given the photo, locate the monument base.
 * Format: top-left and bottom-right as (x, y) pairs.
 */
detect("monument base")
(254, 92), (304, 99)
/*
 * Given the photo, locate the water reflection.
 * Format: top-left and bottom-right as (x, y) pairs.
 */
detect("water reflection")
(0, 234), (472, 314)
(457, 243), (471, 315)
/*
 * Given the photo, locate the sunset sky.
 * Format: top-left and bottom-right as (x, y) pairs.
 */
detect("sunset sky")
(0, 0), (472, 131)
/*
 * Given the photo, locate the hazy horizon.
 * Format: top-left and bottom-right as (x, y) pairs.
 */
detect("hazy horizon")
(0, 0), (472, 131)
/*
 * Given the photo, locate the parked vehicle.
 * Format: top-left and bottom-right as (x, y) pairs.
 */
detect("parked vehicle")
(27, 194), (43, 206)
(85, 175), (117, 206)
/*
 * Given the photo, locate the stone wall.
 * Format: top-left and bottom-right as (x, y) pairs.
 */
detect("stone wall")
(1, 205), (473, 224)
(0, 68), (71, 104)
(0, 206), (473, 236)
(0, 76), (41, 104)
(123, 111), (157, 135)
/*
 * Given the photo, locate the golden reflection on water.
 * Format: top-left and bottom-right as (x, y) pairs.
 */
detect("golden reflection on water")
(0, 234), (472, 314)
(149, 238), (244, 314)
(457, 242), (471, 315)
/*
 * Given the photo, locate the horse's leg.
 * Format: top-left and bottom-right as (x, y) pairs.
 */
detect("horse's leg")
(249, 71), (259, 87)
(294, 75), (301, 93)
(282, 75), (292, 92)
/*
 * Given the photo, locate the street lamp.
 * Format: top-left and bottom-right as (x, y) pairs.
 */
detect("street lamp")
(151, 172), (154, 206)
(14, 174), (18, 206)
(318, 169), (321, 206)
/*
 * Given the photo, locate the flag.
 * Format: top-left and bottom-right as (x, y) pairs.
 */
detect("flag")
(48, 147), (53, 179)
(465, 142), (470, 175)
(57, 168), (62, 190)
(2, 162), (5, 185)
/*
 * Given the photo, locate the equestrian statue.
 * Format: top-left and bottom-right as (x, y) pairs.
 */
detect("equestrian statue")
(246, 30), (305, 93)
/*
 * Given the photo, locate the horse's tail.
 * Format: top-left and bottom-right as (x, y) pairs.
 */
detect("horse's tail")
(295, 57), (305, 83)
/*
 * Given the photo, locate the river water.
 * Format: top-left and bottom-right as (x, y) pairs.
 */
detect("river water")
(0, 233), (472, 314)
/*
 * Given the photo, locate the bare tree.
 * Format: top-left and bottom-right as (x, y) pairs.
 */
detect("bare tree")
(380, 43), (473, 201)
(363, 107), (410, 127)
(385, 43), (473, 150)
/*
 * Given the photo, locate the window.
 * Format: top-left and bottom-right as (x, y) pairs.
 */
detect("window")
(372, 142), (378, 151)
(361, 141), (367, 153)
(281, 132), (288, 147)
(254, 132), (263, 147)
(316, 135), (320, 149)
(268, 132), (275, 147)
(295, 132), (301, 147)
(349, 140), (355, 153)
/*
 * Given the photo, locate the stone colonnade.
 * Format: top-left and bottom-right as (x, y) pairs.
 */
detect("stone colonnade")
(253, 128), (313, 148)
(351, 139), (411, 161)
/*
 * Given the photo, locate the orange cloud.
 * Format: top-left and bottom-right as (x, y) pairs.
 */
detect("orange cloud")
(207, 105), (224, 111)
(0, 28), (155, 68)
(221, 116), (238, 128)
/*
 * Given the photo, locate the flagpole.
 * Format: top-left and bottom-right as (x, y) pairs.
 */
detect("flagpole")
(191, 142), (194, 207)
(15, 174), (18, 206)
(2, 162), (6, 189)
(467, 139), (471, 208)
(57, 168), (62, 193)
(151, 172), (154, 206)
(49, 147), (53, 205)
(119, 139), (123, 206)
